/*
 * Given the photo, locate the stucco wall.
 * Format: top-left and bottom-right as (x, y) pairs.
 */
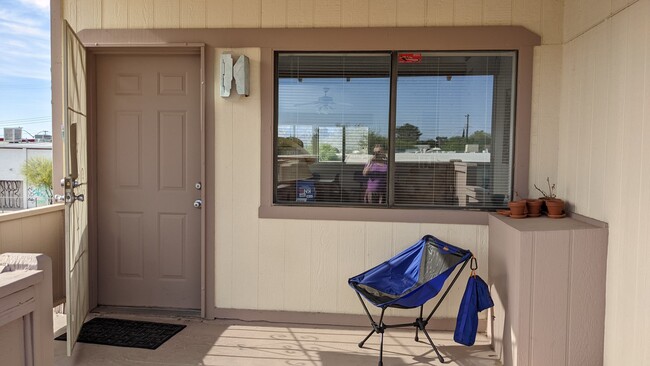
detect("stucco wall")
(560, 0), (649, 364)
(60, 0), (563, 320)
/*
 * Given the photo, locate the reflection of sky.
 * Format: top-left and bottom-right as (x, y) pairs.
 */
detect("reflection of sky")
(397, 75), (493, 139)
(278, 77), (390, 136)
(278, 75), (494, 141)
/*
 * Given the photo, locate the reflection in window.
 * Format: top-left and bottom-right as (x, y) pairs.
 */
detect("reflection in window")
(275, 53), (391, 205)
(274, 52), (516, 209)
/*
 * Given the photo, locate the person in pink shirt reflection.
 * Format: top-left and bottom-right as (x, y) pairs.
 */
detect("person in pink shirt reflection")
(363, 144), (388, 204)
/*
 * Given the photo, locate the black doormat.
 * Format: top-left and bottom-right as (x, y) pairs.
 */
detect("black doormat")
(55, 317), (186, 350)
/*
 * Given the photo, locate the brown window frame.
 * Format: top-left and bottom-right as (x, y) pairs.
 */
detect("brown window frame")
(260, 27), (540, 225)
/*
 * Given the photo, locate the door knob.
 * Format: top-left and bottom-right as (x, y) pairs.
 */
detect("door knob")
(193, 199), (203, 208)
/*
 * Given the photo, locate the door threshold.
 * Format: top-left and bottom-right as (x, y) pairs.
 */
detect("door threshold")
(92, 305), (202, 319)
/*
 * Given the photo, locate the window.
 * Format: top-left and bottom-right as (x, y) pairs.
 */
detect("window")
(274, 51), (516, 210)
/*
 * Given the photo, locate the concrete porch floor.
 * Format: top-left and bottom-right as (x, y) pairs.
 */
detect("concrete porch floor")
(53, 311), (500, 366)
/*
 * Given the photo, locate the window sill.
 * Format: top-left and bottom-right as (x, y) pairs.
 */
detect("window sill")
(259, 204), (489, 225)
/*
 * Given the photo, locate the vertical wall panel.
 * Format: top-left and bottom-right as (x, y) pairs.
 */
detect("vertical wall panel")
(76, 0), (101, 30)
(611, 0), (633, 12)
(206, 0), (233, 28)
(64, 0), (78, 30)
(337, 222), (366, 313)
(180, 0), (206, 28)
(396, 0), (426, 26)
(230, 48), (262, 309)
(541, 0), (563, 44)
(483, 0), (512, 25)
(283, 220), (312, 311)
(128, 0), (154, 29)
(310, 221), (339, 312)
(369, 0), (397, 27)
(601, 11), (628, 363)
(426, 0), (454, 26)
(257, 219), (286, 310)
(453, 0), (482, 25)
(341, 0), (369, 27)
(364, 222), (393, 269)
(0, 220), (22, 252)
(512, 0), (542, 36)
(214, 50), (235, 308)
(261, 0), (288, 28)
(233, 0), (262, 27)
(314, 0), (341, 27)
(154, 0), (180, 28)
(639, 11), (650, 360)
(557, 2), (650, 366)
(286, 0), (314, 27)
(529, 46), (562, 195)
(531, 232), (570, 365)
(616, 6), (647, 365)
(574, 29), (595, 213)
(102, 0), (128, 29)
(586, 24), (610, 219)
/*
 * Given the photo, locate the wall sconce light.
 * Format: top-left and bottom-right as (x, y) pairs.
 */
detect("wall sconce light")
(220, 53), (233, 97)
(220, 53), (250, 97)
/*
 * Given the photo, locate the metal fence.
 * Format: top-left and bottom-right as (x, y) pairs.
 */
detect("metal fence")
(0, 180), (23, 211)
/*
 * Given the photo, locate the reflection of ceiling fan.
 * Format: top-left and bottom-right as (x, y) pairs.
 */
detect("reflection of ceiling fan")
(294, 88), (351, 114)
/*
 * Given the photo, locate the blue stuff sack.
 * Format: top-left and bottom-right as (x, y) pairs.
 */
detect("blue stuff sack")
(454, 276), (479, 346)
(476, 275), (494, 311)
(454, 274), (494, 346)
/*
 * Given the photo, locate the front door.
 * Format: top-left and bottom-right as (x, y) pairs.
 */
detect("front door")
(96, 53), (201, 309)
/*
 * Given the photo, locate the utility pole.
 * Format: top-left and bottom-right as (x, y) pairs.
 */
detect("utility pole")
(464, 114), (470, 142)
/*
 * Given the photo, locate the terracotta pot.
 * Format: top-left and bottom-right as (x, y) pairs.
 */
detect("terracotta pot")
(545, 198), (565, 217)
(526, 199), (543, 217)
(508, 200), (527, 217)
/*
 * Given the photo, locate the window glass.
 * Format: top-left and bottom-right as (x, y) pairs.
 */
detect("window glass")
(274, 51), (516, 209)
(394, 53), (515, 208)
(276, 53), (391, 205)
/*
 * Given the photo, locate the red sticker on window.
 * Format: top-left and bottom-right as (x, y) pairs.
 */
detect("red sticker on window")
(398, 53), (422, 63)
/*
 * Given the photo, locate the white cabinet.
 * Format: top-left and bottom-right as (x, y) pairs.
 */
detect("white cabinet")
(488, 214), (607, 366)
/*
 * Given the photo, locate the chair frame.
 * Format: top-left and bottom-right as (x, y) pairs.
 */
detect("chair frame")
(355, 255), (471, 366)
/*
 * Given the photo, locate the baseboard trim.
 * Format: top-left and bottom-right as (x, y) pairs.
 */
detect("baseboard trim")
(211, 307), (487, 332)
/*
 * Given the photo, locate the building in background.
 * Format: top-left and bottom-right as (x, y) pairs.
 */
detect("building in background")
(0, 133), (52, 211)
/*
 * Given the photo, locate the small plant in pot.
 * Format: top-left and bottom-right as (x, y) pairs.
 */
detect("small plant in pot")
(534, 177), (565, 218)
(525, 198), (543, 217)
(507, 192), (527, 218)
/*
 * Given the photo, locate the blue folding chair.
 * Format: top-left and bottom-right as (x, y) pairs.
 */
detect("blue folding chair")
(349, 235), (473, 365)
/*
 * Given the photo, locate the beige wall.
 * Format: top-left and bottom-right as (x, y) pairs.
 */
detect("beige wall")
(60, 0), (562, 319)
(0, 205), (65, 304)
(560, 0), (649, 364)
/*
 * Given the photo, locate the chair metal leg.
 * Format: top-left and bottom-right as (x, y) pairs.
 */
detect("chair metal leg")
(378, 330), (385, 366)
(422, 327), (445, 363)
(359, 328), (375, 348)
(415, 306), (423, 342)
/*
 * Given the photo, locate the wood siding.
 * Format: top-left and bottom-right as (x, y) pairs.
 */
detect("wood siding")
(560, 0), (650, 364)
(62, 0), (563, 320)
(0, 205), (65, 305)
